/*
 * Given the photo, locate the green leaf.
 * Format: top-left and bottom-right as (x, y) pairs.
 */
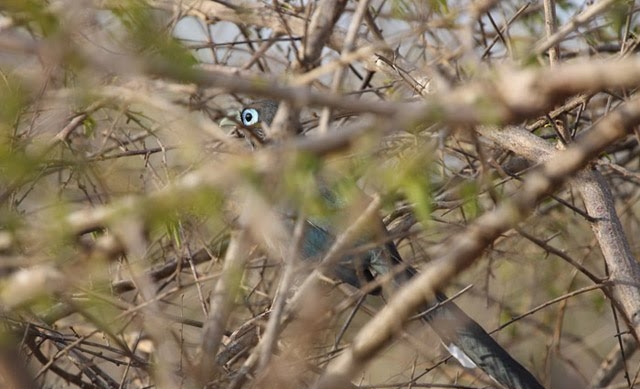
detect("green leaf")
(111, 0), (198, 81)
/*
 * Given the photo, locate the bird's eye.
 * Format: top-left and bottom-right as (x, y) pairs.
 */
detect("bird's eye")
(241, 108), (259, 126)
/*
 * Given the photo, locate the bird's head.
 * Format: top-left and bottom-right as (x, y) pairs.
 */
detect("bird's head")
(220, 100), (279, 145)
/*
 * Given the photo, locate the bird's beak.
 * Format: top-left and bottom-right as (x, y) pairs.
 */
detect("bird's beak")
(219, 111), (240, 129)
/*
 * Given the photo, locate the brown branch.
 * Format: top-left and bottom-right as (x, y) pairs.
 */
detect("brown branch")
(196, 227), (251, 384)
(311, 84), (640, 389)
(0, 334), (37, 389)
(478, 106), (640, 339)
(534, 0), (618, 55)
(146, 58), (640, 127)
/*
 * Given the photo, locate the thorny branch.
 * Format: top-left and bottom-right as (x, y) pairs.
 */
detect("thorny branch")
(1, 1), (640, 389)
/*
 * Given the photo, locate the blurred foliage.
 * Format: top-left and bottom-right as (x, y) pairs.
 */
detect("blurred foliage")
(111, 1), (198, 79)
(0, 0), (638, 388)
(2, 0), (60, 35)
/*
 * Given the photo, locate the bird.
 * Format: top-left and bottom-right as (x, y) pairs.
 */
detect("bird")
(221, 100), (546, 389)
(223, 100), (277, 145)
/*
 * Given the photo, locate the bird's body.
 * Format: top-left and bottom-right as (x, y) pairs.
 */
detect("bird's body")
(222, 100), (545, 389)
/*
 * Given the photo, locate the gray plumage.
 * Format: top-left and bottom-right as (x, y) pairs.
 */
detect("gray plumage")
(233, 100), (545, 389)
